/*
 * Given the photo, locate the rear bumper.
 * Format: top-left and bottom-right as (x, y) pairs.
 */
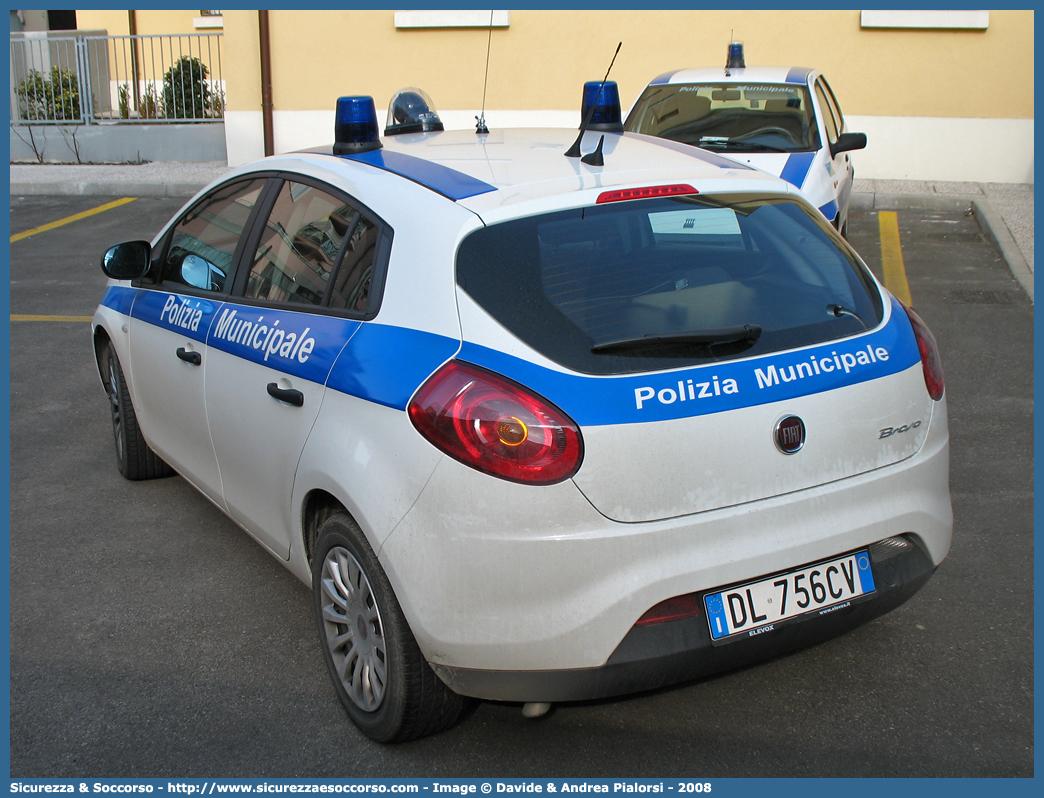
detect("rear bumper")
(382, 404), (950, 676)
(432, 535), (934, 702)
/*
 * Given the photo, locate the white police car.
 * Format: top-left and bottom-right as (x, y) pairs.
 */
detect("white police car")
(625, 43), (867, 236)
(93, 88), (949, 742)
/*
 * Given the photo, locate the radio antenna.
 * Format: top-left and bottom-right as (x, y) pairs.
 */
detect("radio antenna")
(475, 10), (493, 134)
(565, 41), (621, 158)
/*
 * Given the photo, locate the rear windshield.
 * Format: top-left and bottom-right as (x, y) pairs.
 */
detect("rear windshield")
(625, 83), (820, 153)
(456, 194), (883, 375)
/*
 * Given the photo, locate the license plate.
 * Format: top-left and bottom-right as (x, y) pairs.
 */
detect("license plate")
(704, 550), (876, 642)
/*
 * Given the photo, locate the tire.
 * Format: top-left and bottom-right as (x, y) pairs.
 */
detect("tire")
(103, 342), (174, 480)
(312, 512), (470, 742)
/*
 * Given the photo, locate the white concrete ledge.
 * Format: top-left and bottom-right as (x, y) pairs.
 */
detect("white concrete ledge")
(846, 115), (1033, 184)
(860, 10), (989, 30)
(394, 10), (509, 28)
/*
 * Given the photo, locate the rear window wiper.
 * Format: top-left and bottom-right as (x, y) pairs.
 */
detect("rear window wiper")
(592, 324), (762, 353)
(827, 303), (868, 330)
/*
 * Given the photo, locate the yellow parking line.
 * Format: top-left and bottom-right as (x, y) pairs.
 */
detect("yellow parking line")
(878, 211), (913, 306)
(11, 314), (93, 322)
(10, 197), (137, 243)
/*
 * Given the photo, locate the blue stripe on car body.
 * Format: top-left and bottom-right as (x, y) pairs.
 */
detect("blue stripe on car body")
(326, 323), (460, 410)
(100, 284), (136, 317)
(457, 306), (919, 427)
(785, 67), (813, 84)
(649, 70), (682, 85)
(819, 199), (839, 223)
(103, 286), (456, 407)
(117, 286), (358, 384)
(108, 287), (918, 430)
(206, 302), (357, 385)
(343, 149), (497, 200)
(780, 152), (816, 188)
(130, 289), (217, 345)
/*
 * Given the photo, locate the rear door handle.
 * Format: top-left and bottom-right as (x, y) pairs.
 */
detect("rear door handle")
(176, 347), (201, 366)
(267, 383), (304, 407)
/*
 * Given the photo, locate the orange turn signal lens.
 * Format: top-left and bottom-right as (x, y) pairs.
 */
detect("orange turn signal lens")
(496, 416), (528, 446)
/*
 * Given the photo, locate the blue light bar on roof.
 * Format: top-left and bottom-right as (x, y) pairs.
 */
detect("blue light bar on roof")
(581, 81), (623, 133)
(334, 96), (382, 155)
(726, 41), (745, 69)
(340, 149), (497, 201)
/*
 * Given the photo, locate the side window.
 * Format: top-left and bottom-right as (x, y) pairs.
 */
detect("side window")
(246, 181), (352, 307)
(814, 79), (839, 145)
(327, 214), (380, 312)
(163, 178), (267, 292)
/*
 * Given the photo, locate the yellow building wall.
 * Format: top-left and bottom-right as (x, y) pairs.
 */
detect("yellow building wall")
(71, 9), (128, 35)
(75, 10), (209, 37)
(222, 10), (260, 113)
(217, 9), (1031, 120)
(67, 9), (1033, 178)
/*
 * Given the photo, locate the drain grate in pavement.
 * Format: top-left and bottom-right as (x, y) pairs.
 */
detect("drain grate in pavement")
(949, 290), (1014, 305)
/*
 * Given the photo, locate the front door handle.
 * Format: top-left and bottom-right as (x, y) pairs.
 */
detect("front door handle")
(176, 347), (201, 365)
(267, 383), (304, 407)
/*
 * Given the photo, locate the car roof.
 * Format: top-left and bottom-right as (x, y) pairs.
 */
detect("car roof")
(276, 128), (794, 223)
(646, 66), (816, 86)
(213, 128), (796, 227)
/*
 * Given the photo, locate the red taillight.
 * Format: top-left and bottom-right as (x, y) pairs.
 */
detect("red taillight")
(596, 184), (698, 204)
(408, 361), (584, 485)
(900, 300), (945, 401)
(635, 593), (703, 627)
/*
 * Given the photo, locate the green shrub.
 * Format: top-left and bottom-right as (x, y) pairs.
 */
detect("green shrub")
(163, 56), (211, 119)
(118, 83), (130, 119)
(16, 67), (81, 121)
(140, 85), (161, 119)
(209, 87), (225, 119)
(15, 70), (48, 120)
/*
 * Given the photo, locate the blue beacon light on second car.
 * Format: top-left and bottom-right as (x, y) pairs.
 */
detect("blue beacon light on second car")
(581, 80), (624, 132)
(726, 41), (745, 70)
(333, 96), (383, 155)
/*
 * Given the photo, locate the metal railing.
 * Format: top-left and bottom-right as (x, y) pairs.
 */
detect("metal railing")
(10, 32), (224, 125)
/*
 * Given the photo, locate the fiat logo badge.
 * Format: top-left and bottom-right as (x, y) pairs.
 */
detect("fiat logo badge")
(774, 415), (805, 454)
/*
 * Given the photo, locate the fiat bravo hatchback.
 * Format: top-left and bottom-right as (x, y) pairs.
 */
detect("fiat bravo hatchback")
(93, 92), (950, 742)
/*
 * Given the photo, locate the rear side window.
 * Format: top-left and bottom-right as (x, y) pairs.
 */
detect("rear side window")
(246, 181), (349, 306)
(241, 178), (390, 317)
(327, 214), (379, 313)
(457, 194), (883, 375)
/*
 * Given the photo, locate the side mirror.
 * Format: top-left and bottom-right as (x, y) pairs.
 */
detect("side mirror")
(831, 131), (867, 157)
(101, 240), (152, 280)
